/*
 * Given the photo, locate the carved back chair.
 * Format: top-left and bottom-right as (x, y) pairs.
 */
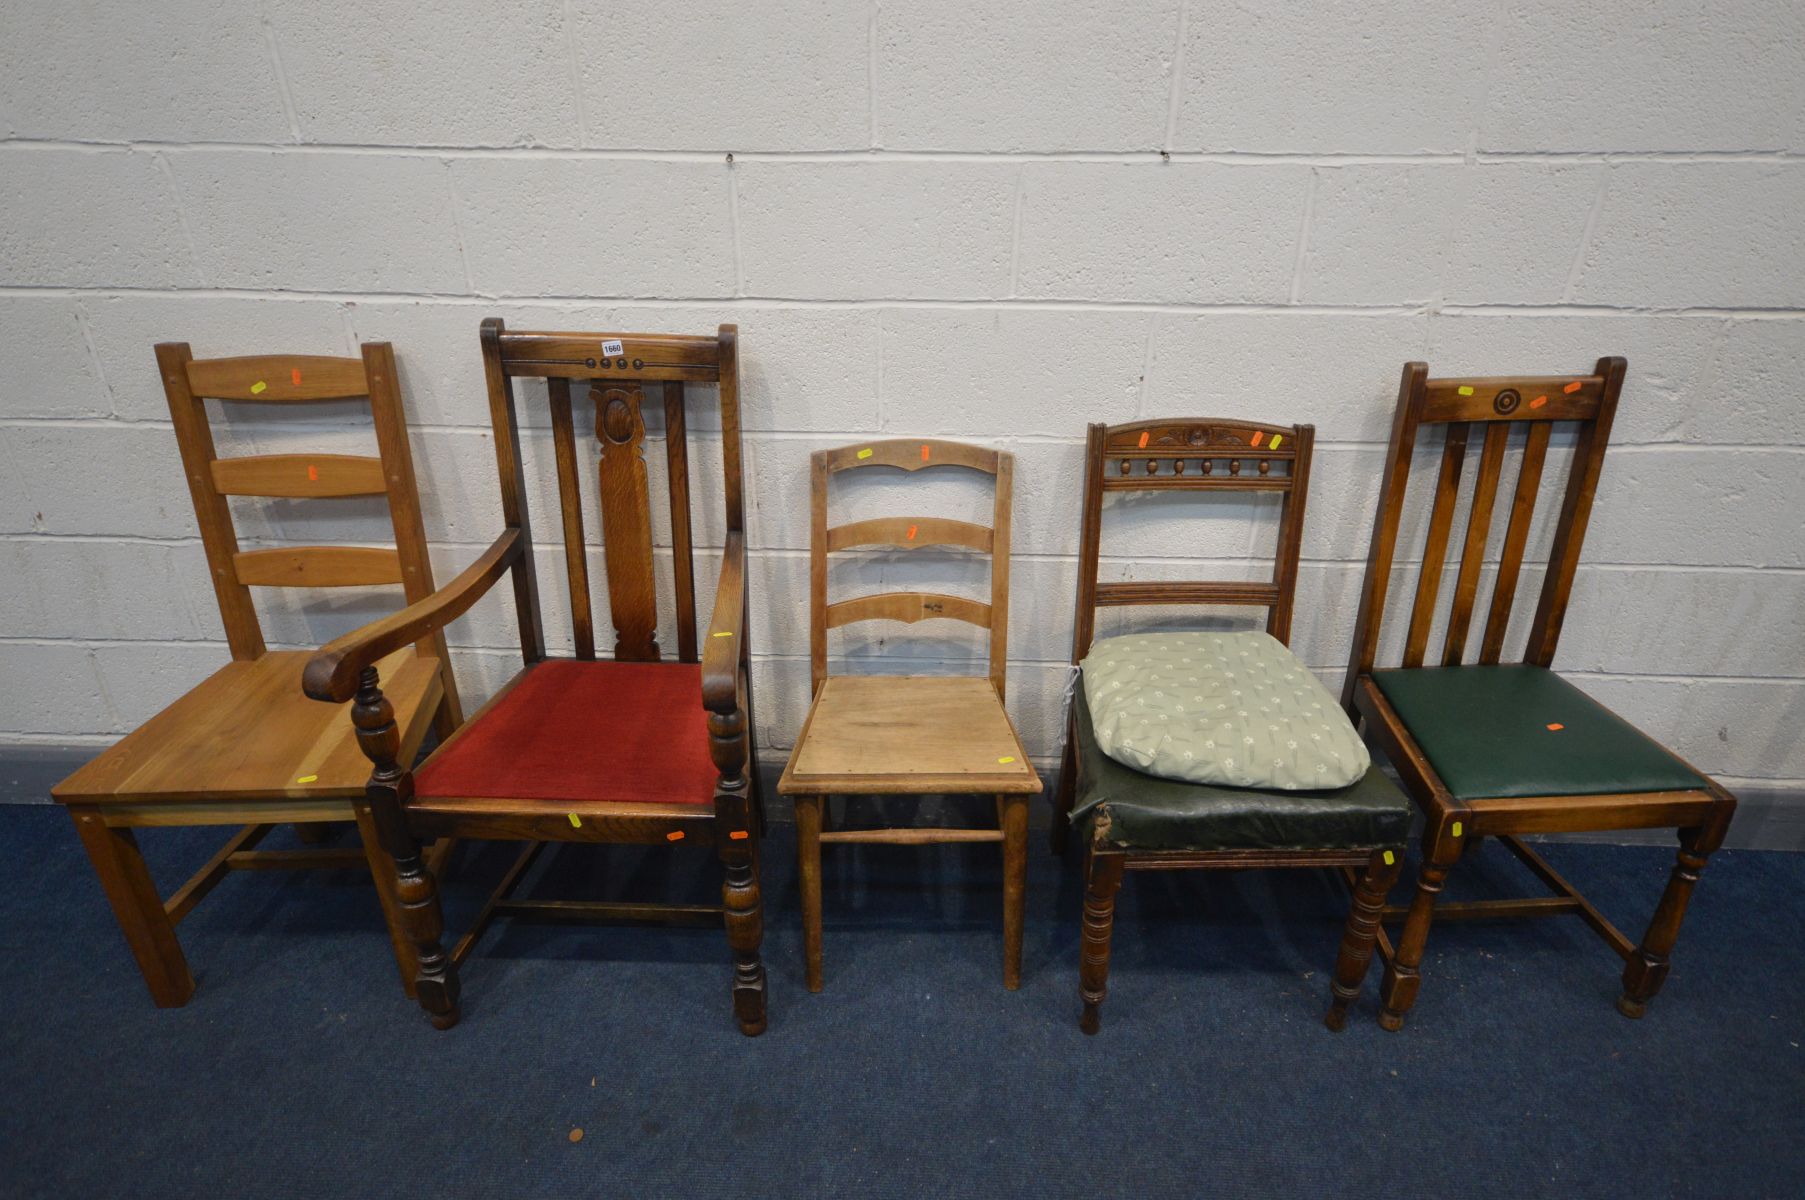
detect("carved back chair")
(778, 440), (1041, 993)
(1343, 359), (1737, 1030)
(305, 321), (765, 1035)
(1052, 418), (1409, 1034)
(54, 341), (463, 1008)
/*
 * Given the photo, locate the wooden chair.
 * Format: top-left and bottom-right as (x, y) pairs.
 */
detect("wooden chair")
(53, 342), (463, 1006)
(1343, 359), (1738, 1029)
(778, 440), (1041, 992)
(1049, 419), (1411, 1033)
(303, 321), (766, 1034)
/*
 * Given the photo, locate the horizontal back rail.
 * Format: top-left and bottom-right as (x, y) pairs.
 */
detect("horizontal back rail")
(818, 439), (999, 475)
(1420, 374), (1603, 424)
(824, 592), (993, 629)
(495, 330), (721, 383)
(185, 355), (370, 402)
(232, 546), (405, 588)
(210, 453), (388, 498)
(1094, 581), (1282, 608)
(826, 516), (994, 553)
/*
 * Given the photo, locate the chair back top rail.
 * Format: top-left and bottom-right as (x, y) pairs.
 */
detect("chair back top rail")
(809, 439), (1013, 696)
(478, 320), (745, 667)
(1071, 417), (1316, 663)
(1340, 358), (1626, 717)
(156, 341), (443, 662)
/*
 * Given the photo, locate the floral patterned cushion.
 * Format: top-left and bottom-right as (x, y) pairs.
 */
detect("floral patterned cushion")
(1080, 630), (1369, 791)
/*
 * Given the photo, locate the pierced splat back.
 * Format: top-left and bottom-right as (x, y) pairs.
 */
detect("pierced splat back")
(480, 320), (744, 666)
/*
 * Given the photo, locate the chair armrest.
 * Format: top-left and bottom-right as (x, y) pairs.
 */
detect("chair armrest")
(701, 532), (746, 715)
(303, 529), (523, 703)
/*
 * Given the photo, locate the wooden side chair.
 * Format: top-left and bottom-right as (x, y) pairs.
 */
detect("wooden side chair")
(303, 321), (766, 1034)
(1343, 359), (1738, 1029)
(1049, 419), (1411, 1034)
(53, 342), (463, 1006)
(778, 440), (1041, 992)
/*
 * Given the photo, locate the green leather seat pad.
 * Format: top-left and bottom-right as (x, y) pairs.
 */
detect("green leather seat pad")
(1072, 684), (1409, 853)
(1370, 665), (1707, 801)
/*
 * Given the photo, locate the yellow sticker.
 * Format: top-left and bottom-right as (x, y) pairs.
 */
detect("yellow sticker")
(568, 813), (582, 828)
(1452, 821), (1464, 837)
(1383, 850), (1395, 866)
(1269, 434), (1283, 449)
(711, 630), (733, 638)
(997, 756), (1016, 764)
(250, 380), (268, 395)
(1457, 385), (1474, 396)
(856, 447), (873, 460)
(296, 773), (318, 783)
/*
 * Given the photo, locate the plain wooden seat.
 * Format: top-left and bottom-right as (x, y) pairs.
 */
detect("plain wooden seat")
(57, 649), (441, 806)
(782, 676), (1039, 794)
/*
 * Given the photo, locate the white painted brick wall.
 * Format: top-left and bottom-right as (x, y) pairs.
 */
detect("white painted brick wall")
(1, 2), (1801, 803)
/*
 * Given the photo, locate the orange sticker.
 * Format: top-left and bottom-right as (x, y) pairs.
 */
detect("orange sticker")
(307, 464), (319, 481)
(1250, 431), (1264, 447)
(1530, 395), (1548, 409)
(729, 830), (749, 841)
(666, 830), (686, 842)
(1563, 381), (1582, 394)
(921, 444), (931, 462)
(1137, 431), (1149, 449)
(906, 524), (917, 540)
(291, 367), (302, 386)
(1546, 722), (1564, 731)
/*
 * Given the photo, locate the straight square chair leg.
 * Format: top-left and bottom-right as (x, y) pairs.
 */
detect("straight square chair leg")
(1000, 795), (1029, 990)
(1618, 825), (1718, 1019)
(69, 807), (196, 1008)
(718, 835), (769, 1036)
(1379, 839), (1461, 1032)
(1078, 851), (1126, 1034)
(1326, 849), (1403, 1031)
(794, 795), (826, 993)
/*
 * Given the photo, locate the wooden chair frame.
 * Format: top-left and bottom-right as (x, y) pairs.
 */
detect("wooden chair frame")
(1049, 418), (1402, 1033)
(782, 438), (1040, 991)
(54, 342), (464, 1006)
(1342, 359), (1738, 1029)
(304, 321), (766, 1034)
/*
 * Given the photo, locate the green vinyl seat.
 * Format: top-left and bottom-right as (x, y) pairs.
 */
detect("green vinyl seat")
(1370, 665), (1707, 802)
(1071, 682), (1410, 853)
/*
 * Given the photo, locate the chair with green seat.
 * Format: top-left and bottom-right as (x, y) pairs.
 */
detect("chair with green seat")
(1342, 358), (1737, 1030)
(1049, 417), (1411, 1035)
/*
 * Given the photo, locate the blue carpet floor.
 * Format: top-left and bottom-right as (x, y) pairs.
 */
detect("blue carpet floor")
(1, 801), (1802, 1199)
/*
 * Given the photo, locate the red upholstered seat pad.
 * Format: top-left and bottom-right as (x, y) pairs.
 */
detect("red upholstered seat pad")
(414, 660), (716, 806)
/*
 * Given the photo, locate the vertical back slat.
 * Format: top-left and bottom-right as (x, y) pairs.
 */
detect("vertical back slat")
(1526, 355), (1627, 666)
(1267, 424), (1314, 645)
(1403, 422), (1470, 667)
(988, 451), (1015, 699)
(480, 319), (546, 663)
(665, 382), (699, 663)
(808, 453), (830, 694)
(593, 384), (661, 661)
(157, 342), (266, 660)
(1070, 424), (1107, 664)
(366, 341), (464, 724)
(1342, 364), (1429, 712)
(718, 326), (745, 534)
(1480, 420), (1551, 663)
(547, 378), (596, 660)
(1442, 421), (1510, 665)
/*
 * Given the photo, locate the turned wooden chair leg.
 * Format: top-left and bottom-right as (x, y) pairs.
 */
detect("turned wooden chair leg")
(719, 838), (768, 1036)
(794, 795), (825, 993)
(999, 794), (1029, 990)
(1327, 849), (1403, 1031)
(1079, 850), (1126, 1034)
(1379, 848), (1458, 1032)
(69, 807), (195, 1008)
(1618, 824), (1717, 1019)
(354, 803), (420, 999)
(1049, 726), (1078, 855)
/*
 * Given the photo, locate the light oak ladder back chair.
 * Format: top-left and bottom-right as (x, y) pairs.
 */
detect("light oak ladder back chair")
(53, 341), (464, 1006)
(1343, 358), (1738, 1029)
(779, 439), (1041, 992)
(303, 321), (766, 1034)
(1050, 419), (1409, 1033)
